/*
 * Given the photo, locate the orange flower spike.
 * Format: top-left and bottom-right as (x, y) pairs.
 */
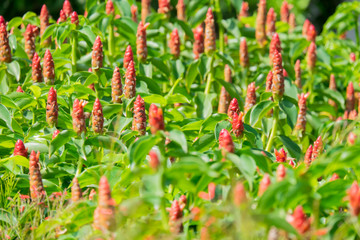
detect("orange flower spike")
(232, 112), (244, 138)
(272, 49), (284, 101)
(91, 36), (103, 72)
(92, 98), (104, 134)
(137, 21), (150, 62)
(132, 95), (147, 135)
(158, 0), (171, 17)
(307, 24), (317, 42)
(274, 148), (287, 162)
(29, 151), (45, 200)
(31, 53), (42, 82)
(0, 22), (11, 63)
(204, 8), (216, 55)
(307, 41), (316, 72)
(72, 99), (87, 134)
(227, 98), (239, 121)
(71, 11), (79, 26)
(62, 0), (73, 17)
(131, 5), (138, 22)
(295, 93), (310, 133)
(106, 0), (114, 15)
(255, 0), (267, 47)
(46, 87), (58, 127)
(233, 182), (247, 205)
(14, 139), (28, 158)
(57, 10), (67, 24)
(148, 150), (160, 170)
(288, 206), (311, 234)
(289, 13), (296, 31)
(269, 33), (281, 64)
(295, 59), (301, 88)
(311, 136), (323, 162)
(266, 70), (273, 92)
(244, 82), (256, 114)
(302, 19), (310, 36)
(238, 2), (249, 22)
(169, 28), (180, 59)
(111, 67), (122, 103)
(141, 0), (151, 23)
(40, 5), (51, 46)
(71, 177), (82, 202)
(280, 1), (289, 23)
(266, 8), (276, 37)
(124, 60), (137, 99)
(219, 129), (234, 158)
(24, 24), (35, 59)
(239, 38), (249, 68)
(179, 195), (187, 211)
(124, 45), (134, 69)
(193, 24), (204, 59)
(43, 49), (55, 85)
(348, 181), (360, 216)
(149, 103), (165, 134)
(176, 0), (186, 21)
(168, 200), (183, 234)
(258, 174), (271, 196)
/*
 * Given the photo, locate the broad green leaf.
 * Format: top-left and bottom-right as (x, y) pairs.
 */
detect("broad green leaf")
(128, 135), (160, 164)
(227, 153), (256, 189)
(0, 104), (12, 131)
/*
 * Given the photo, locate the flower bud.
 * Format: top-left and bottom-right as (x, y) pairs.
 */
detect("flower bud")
(52, 129), (60, 139)
(238, 2), (249, 22)
(71, 11), (79, 26)
(288, 206), (311, 234)
(0, 22), (11, 63)
(346, 82), (355, 112)
(302, 19), (310, 36)
(29, 150), (45, 200)
(124, 60), (136, 99)
(40, 5), (51, 46)
(193, 24), (204, 59)
(204, 8), (216, 55)
(295, 93), (309, 133)
(294, 59), (301, 88)
(232, 112), (244, 138)
(46, 87), (58, 127)
(57, 10), (67, 24)
(311, 136), (323, 162)
(269, 33), (281, 64)
(239, 38), (249, 68)
(148, 150), (160, 170)
(32, 53), (43, 82)
(328, 74), (337, 108)
(24, 24), (35, 60)
(233, 182), (246, 205)
(16, 86), (24, 93)
(274, 148), (287, 163)
(62, 0), (73, 17)
(92, 98), (104, 133)
(132, 95), (147, 135)
(272, 49), (284, 101)
(169, 28), (180, 59)
(149, 104), (164, 134)
(258, 173), (271, 196)
(137, 21), (149, 62)
(350, 52), (356, 62)
(227, 98), (239, 121)
(0, 16), (4, 26)
(43, 49), (55, 85)
(280, 1), (289, 23)
(348, 132), (357, 145)
(176, 0), (186, 21)
(131, 5), (138, 22)
(123, 45), (134, 69)
(329, 173), (339, 181)
(111, 67), (122, 103)
(306, 41), (316, 72)
(244, 82), (256, 114)
(92, 36), (103, 72)
(266, 8), (276, 37)
(218, 65), (232, 113)
(307, 24), (316, 42)
(141, 0), (151, 23)
(14, 139), (28, 158)
(219, 129), (234, 157)
(255, 0), (267, 47)
(168, 200), (183, 234)
(71, 177), (82, 202)
(276, 164), (286, 181)
(348, 181), (360, 216)
(289, 13), (296, 31)
(106, 0), (114, 15)
(72, 99), (87, 134)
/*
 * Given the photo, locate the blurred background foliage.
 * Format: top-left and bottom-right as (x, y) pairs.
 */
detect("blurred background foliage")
(0, 0), (344, 33)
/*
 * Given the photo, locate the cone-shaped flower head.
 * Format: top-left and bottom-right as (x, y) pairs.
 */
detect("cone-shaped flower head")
(132, 95), (147, 135)
(280, 1), (289, 23)
(227, 98), (239, 121)
(0, 16), (4, 26)
(272, 49), (284, 101)
(219, 129), (234, 157)
(266, 70), (273, 91)
(43, 49), (55, 85)
(306, 24), (316, 42)
(349, 110), (358, 120)
(14, 139), (28, 158)
(274, 148), (287, 163)
(29, 151), (45, 200)
(304, 144), (313, 166)
(276, 164), (286, 181)
(295, 93), (309, 133)
(295, 59), (301, 88)
(24, 24), (35, 59)
(141, 0), (151, 23)
(224, 64), (232, 83)
(124, 60), (136, 99)
(137, 21), (149, 62)
(149, 103), (164, 134)
(350, 52), (356, 62)
(57, 10), (67, 24)
(46, 87), (58, 127)
(129, 5), (137, 22)
(93, 176), (116, 231)
(148, 150), (160, 170)
(158, 0), (171, 17)
(289, 13), (296, 31)
(302, 19), (310, 36)
(32, 52), (42, 82)
(266, 8), (276, 37)
(124, 45), (134, 69)
(92, 98), (104, 134)
(255, 0), (267, 47)
(111, 67), (122, 103)
(258, 173), (271, 196)
(52, 129), (60, 139)
(238, 2), (249, 21)
(40, 5), (51, 46)
(346, 82), (355, 112)
(328, 74), (337, 108)
(204, 8), (216, 55)
(193, 24), (204, 59)
(233, 182), (246, 205)
(92, 36), (103, 72)
(239, 38), (249, 68)
(16, 86), (24, 93)
(0, 23), (11, 63)
(307, 41), (316, 72)
(348, 181), (360, 216)
(269, 33), (281, 64)
(62, 0), (73, 17)
(176, 0), (186, 21)
(218, 65), (232, 113)
(71, 11), (79, 26)
(288, 206), (311, 234)
(244, 82), (256, 114)
(106, 0), (114, 15)
(311, 136), (323, 162)
(169, 200), (183, 233)
(232, 112), (244, 138)
(72, 99), (87, 134)
(71, 177), (82, 202)
(169, 28), (180, 59)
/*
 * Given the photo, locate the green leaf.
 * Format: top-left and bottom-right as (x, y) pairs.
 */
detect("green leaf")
(0, 104), (12, 131)
(143, 94), (167, 106)
(50, 130), (77, 155)
(6, 61), (21, 81)
(214, 120), (231, 141)
(278, 135), (301, 160)
(186, 60), (199, 90)
(227, 152), (256, 189)
(29, 85), (42, 98)
(279, 98), (297, 129)
(250, 100), (276, 127)
(128, 135), (160, 164)
(168, 129), (188, 153)
(194, 92), (216, 119)
(151, 57), (170, 77)
(221, 18), (241, 39)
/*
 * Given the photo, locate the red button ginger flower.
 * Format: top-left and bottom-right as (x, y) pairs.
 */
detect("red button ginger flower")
(269, 33), (281, 64)
(289, 13), (296, 31)
(32, 53), (42, 82)
(219, 129), (234, 158)
(311, 136), (323, 162)
(348, 132), (357, 145)
(149, 103), (165, 134)
(255, 0), (267, 47)
(238, 1), (249, 22)
(124, 60), (136, 99)
(288, 206), (311, 234)
(218, 65), (232, 113)
(111, 67), (122, 103)
(57, 10), (67, 24)
(233, 182), (247, 205)
(276, 164), (286, 181)
(232, 112), (244, 138)
(71, 177), (82, 202)
(272, 48), (284, 102)
(227, 98), (239, 121)
(72, 99), (87, 134)
(179, 195), (186, 210)
(0, 22), (11, 63)
(280, 1), (289, 23)
(168, 200), (183, 233)
(295, 93), (310, 133)
(258, 174), (271, 196)
(137, 21), (150, 62)
(239, 38), (249, 68)
(193, 24), (204, 59)
(43, 49), (55, 85)
(176, 0), (185, 21)
(158, 0), (171, 17)
(123, 45), (134, 69)
(266, 8), (276, 37)
(106, 0), (114, 15)
(40, 5), (51, 46)
(266, 70), (273, 92)
(46, 87), (58, 127)
(92, 36), (103, 72)
(302, 19), (310, 36)
(204, 8), (216, 55)
(304, 144), (313, 166)
(169, 28), (180, 59)
(274, 148), (287, 163)
(244, 82), (256, 114)
(132, 95), (147, 135)
(148, 150), (160, 170)
(24, 24), (35, 60)
(295, 59), (301, 88)
(62, 0), (73, 17)
(307, 41), (316, 72)
(14, 139), (28, 158)
(92, 98), (104, 134)
(307, 24), (316, 42)
(131, 5), (138, 22)
(329, 173), (339, 181)
(29, 151), (45, 200)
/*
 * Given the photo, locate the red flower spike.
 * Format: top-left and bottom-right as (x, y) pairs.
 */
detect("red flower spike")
(289, 13), (296, 31)
(227, 98), (239, 121)
(106, 0), (114, 15)
(224, 64), (232, 84)
(350, 52), (356, 62)
(233, 182), (246, 206)
(71, 177), (82, 202)
(266, 8), (276, 37)
(255, 0), (267, 47)
(238, 2), (249, 22)
(346, 82), (355, 112)
(328, 74), (337, 108)
(288, 206), (311, 234)
(124, 45), (134, 69)
(258, 173), (271, 196)
(132, 95), (147, 135)
(169, 28), (180, 59)
(57, 10), (67, 24)
(244, 82), (256, 114)
(71, 11), (79, 26)
(349, 110), (357, 120)
(276, 164), (286, 181)
(149, 104), (164, 134)
(302, 19), (310, 36)
(131, 5), (138, 23)
(0, 23), (11, 63)
(72, 99), (87, 134)
(168, 200), (183, 234)
(179, 195), (186, 211)
(193, 27), (206, 59)
(32, 53), (42, 82)
(46, 87), (58, 127)
(307, 24), (316, 42)
(137, 21), (149, 62)
(148, 150), (160, 170)
(348, 181), (360, 216)
(62, 0), (73, 17)
(219, 129), (234, 157)
(274, 148), (287, 163)
(40, 5), (51, 46)
(158, 0), (171, 17)
(280, 1), (289, 23)
(198, 183), (216, 200)
(311, 136), (323, 162)
(141, 0), (151, 24)
(283, 69), (288, 77)
(176, 0), (186, 21)
(111, 67), (122, 103)
(266, 70), (273, 92)
(218, 65), (232, 113)
(14, 139), (28, 158)
(239, 38), (249, 68)
(0, 16), (4, 26)
(295, 93), (310, 133)
(330, 173), (339, 181)
(124, 60), (137, 99)
(52, 129), (60, 139)
(24, 24), (35, 59)
(29, 151), (45, 200)
(348, 132), (357, 145)
(92, 36), (103, 72)
(272, 49), (284, 101)
(295, 59), (301, 88)
(269, 33), (281, 64)
(232, 112), (244, 138)
(93, 176), (116, 231)
(307, 41), (316, 72)
(204, 8), (216, 55)
(16, 86), (24, 93)
(43, 49), (55, 85)
(92, 98), (104, 134)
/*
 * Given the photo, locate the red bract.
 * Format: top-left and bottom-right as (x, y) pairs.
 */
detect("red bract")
(348, 132), (357, 145)
(276, 164), (286, 181)
(266, 70), (273, 92)
(46, 87), (58, 127)
(168, 200), (183, 233)
(266, 8), (276, 37)
(32, 53), (42, 82)
(307, 24), (316, 42)
(305, 145), (314, 165)
(329, 173), (339, 181)
(239, 38), (249, 68)
(52, 129), (60, 139)
(16, 86), (24, 93)
(29, 151), (45, 200)
(233, 182), (246, 205)
(148, 150), (160, 170)
(295, 59), (301, 88)
(0, 16), (4, 25)
(219, 129), (234, 157)
(289, 13), (296, 31)
(132, 95), (147, 135)
(350, 52), (356, 62)
(204, 8), (216, 55)
(40, 5), (51, 46)
(169, 28), (180, 59)
(288, 206), (311, 234)
(302, 19), (310, 36)
(71, 11), (79, 26)
(307, 41), (316, 72)
(258, 174), (271, 196)
(193, 24), (204, 59)
(348, 181), (360, 216)
(111, 67), (122, 103)
(72, 99), (87, 134)
(346, 82), (355, 112)
(14, 139), (28, 158)
(124, 60), (136, 99)
(295, 93), (310, 133)
(311, 136), (323, 162)
(227, 98), (239, 121)
(274, 148), (287, 163)
(0, 22), (11, 63)
(57, 10), (67, 24)
(131, 5), (138, 22)
(106, 0), (114, 15)
(149, 103), (164, 134)
(198, 182), (216, 200)
(255, 0), (267, 47)
(43, 49), (55, 85)
(232, 112), (244, 138)
(176, 0), (185, 21)
(92, 98), (104, 134)
(137, 21), (149, 62)
(244, 82), (256, 114)
(158, 0), (171, 17)
(218, 65), (232, 113)
(124, 45), (134, 69)
(269, 33), (281, 64)
(238, 2), (249, 22)
(179, 195), (186, 210)
(328, 74), (337, 108)
(280, 1), (289, 23)
(71, 177), (82, 202)
(92, 36), (103, 71)
(62, 0), (73, 17)
(24, 24), (35, 59)
(271, 49), (284, 101)
(141, 0), (151, 23)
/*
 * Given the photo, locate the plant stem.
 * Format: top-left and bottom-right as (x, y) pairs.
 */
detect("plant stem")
(204, 56), (215, 94)
(265, 105), (279, 152)
(108, 20), (115, 64)
(71, 31), (78, 74)
(75, 157), (83, 176)
(355, 14), (360, 47)
(215, 0), (224, 53)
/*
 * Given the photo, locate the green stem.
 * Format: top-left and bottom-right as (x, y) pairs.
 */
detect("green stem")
(265, 105), (279, 152)
(75, 157), (84, 177)
(204, 56), (215, 94)
(159, 139), (168, 229)
(355, 14), (360, 47)
(215, 0), (224, 53)
(71, 31), (78, 74)
(108, 20), (115, 64)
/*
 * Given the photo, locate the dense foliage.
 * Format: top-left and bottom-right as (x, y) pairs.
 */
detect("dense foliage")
(1, 0), (360, 239)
